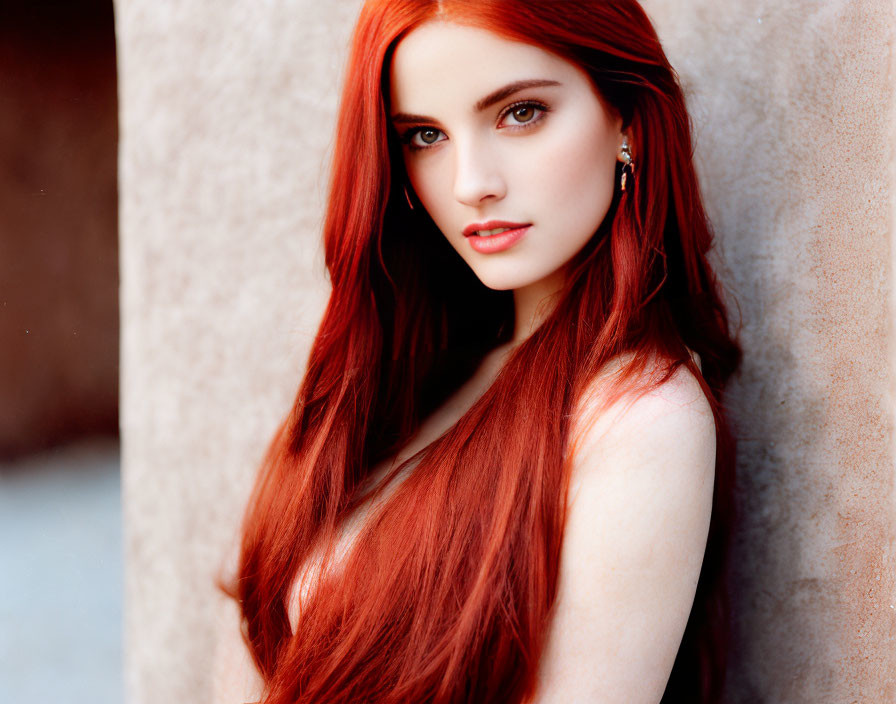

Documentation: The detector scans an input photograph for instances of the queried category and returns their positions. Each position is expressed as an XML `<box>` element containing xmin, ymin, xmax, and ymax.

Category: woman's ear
<box><xmin>616</xmin><ymin>131</ymin><xmax>633</xmax><ymax>164</ymax></box>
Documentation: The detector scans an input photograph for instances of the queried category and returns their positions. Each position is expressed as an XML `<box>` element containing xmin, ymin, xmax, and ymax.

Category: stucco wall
<box><xmin>117</xmin><ymin>1</ymin><xmax>895</xmax><ymax>701</ymax></box>
<box><xmin>642</xmin><ymin>3</ymin><xmax>896</xmax><ymax>700</ymax></box>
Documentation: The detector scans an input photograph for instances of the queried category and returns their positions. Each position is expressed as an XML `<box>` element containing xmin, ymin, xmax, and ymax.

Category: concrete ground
<box><xmin>0</xmin><ymin>439</ymin><xmax>122</xmax><ymax>703</ymax></box>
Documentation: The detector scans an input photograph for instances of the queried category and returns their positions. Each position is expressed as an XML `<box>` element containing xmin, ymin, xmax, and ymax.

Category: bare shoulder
<box><xmin>569</xmin><ymin>349</ymin><xmax>713</xmax><ymax>469</ymax></box>
<box><xmin>532</xmin><ymin>354</ymin><xmax>716</xmax><ymax>703</ymax></box>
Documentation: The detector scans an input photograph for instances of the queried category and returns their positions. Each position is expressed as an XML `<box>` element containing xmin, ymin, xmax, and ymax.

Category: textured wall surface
<box><xmin>117</xmin><ymin>1</ymin><xmax>895</xmax><ymax>702</ymax></box>
<box><xmin>117</xmin><ymin>2</ymin><xmax>362</xmax><ymax>700</ymax></box>
<box><xmin>641</xmin><ymin>2</ymin><xmax>896</xmax><ymax>700</ymax></box>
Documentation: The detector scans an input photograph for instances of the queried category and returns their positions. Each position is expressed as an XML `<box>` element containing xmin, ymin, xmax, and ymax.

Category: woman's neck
<box><xmin>511</xmin><ymin>268</ymin><xmax>566</xmax><ymax>345</ymax></box>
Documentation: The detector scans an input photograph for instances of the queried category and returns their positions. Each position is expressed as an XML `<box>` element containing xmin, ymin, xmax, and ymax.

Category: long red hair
<box><xmin>229</xmin><ymin>1</ymin><xmax>742</xmax><ymax>702</ymax></box>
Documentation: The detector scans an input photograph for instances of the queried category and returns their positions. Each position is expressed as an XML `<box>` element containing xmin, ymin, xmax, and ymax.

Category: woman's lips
<box><xmin>464</xmin><ymin>221</ymin><xmax>532</xmax><ymax>254</ymax></box>
<box><xmin>467</xmin><ymin>225</ymin><xmax>531</xmax><ymax>254</ymax></box>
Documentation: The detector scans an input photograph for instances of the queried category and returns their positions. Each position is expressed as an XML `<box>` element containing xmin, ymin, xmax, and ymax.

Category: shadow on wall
<box><xmin>0</xmin><ymin>0</ymin><xmax>119</xmax><ymax>460</ymax></box>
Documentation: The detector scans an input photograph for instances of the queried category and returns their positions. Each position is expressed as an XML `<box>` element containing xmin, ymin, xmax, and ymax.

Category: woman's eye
<box><xmin>401</xmin><ymin>102</ymin><xmax>548</xmax><ymax>150</ymax></box>
<box><xmin>499</xmin><ymin>102</ymin><xmax>547</xmax><ymax>128</ymax></box>
<box><xmin>405</xmin><ymin>127</ymin><xmax>446</xmax><ymax>149</ymax></box>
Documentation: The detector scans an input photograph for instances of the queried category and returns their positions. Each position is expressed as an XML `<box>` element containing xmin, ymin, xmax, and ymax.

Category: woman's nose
<box><xmin>452</xmin><ymin>138</ymin><xmax>506</xmax><ymax>206</ymax></box>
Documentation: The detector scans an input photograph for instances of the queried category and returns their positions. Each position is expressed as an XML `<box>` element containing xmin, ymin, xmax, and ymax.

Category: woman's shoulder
<box><xmin>569</xmin><ymin>348</ymin><xmax>713</xmax><ymax>474</ymax></box>
<box><xmin>564</xmin><ymin>348</ymin><xmax>716</xmax><ymax>545</ymax></box>
<box><xmin>533</xmin><ymin>353</ymin><xmax>715</xmax><ymax>700</ymax></box>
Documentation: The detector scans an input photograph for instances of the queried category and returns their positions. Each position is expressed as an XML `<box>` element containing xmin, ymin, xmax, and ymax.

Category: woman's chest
<box><xmin>286</xmin><ymin>348</ymin><xmax>511</xmax><ymax>630</ymax></box>
<box><xmin>285</xmin><ymin>460</ymin><xmax>398</xmax><ymax>628</ymax></box>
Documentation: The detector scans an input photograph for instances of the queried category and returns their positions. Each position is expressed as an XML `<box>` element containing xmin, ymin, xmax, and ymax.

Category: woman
<box><xmin>223</xmin><ymin>1</ymin><xmax>742</xmax><ymax>702</ymax></box>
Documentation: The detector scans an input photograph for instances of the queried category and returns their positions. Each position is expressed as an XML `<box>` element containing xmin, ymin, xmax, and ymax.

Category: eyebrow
<box><xmin>390</xmin><ymin>78</ymin><xmax>562</xmax><ymax>125</ymax></box>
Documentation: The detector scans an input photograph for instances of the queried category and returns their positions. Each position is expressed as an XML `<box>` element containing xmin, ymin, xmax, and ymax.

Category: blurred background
<box><xmin>0</xmin><ymin>0</ymin><xmax>122</xmax><ymax>701</ymax></box>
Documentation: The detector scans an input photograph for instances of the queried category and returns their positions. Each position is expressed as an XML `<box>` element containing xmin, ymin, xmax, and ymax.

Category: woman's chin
<box><xmin>465</xmin><ymin>265</ymin><xmax>537</xmax><ymax>292</ymax></box>
<box><xmin>470</xmin><ymin>266</ymin><xmax>562</xmax><ymax>295</ymax></box>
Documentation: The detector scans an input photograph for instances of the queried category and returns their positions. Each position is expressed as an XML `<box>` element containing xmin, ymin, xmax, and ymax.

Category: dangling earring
<box><xmin>620</xmin><ymin>139</ymin><xmax>634</xmax><ymax>192</ymax></box>
<box><xmin>404</xmin><ymin>184</ymin><xmax>415</xmax><ymax>210</ymax></box>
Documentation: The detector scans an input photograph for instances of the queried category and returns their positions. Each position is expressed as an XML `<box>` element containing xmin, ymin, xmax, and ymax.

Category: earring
<box><xmin>404</xmin><ymin>184</ymin><xmax>415</xmax><ymax>210</ymax></box>
<box><xmin>620</xmin><ymin>139</ymin><xmax>634</xmax><ymax>192</ymax></box>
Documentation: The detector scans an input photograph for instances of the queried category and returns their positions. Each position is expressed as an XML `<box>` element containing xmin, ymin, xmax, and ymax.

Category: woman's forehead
<box><xmin>388</xmin><ymin>20</ymin><xmax>581</xmax><ymax>115</ymax></box>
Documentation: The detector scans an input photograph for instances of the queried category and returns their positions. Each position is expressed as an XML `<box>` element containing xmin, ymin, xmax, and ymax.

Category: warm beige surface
<box><xmin>117</xmin><ymin>2</ymin><xmax>362</xmax><ymax>700</ymax></box>
<box><xmin>642</xmin><ymin>3</ymin><xmax>896</xmax><ymax>700</ymax></box>
<box><xmin>117</xmin><ymin>1</ymin><xmax>895</xmax><ymax>702</ymax></box>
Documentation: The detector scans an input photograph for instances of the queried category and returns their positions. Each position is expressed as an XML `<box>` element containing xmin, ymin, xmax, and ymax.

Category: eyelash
<box><xmin>399</xmin><ymin>100</ymin><xmax>551</xmax><ymax>152</ymax></box>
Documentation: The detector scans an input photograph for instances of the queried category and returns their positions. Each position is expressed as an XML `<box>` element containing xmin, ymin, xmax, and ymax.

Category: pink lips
<box><xmin>462</xmin><ymin>220</ymin><xmax>531</xmax><ymax>254</ymax></box>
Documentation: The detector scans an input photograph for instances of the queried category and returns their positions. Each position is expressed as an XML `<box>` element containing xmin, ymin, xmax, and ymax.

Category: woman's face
<box><xmin>389</xmin><ymin>20</ymin><xmax>626</xmax><ymax>293</ymax></box>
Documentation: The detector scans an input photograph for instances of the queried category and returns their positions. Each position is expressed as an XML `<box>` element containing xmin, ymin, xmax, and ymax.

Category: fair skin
<box><xmin>215</xmin><ymin>19</ymin><xmax>714</xmax><ymax>704</ymax></box>
<box><xmin>389</xmin><ymin>20</ymin><xmax>627</xmax><ymax>344</ymax></box>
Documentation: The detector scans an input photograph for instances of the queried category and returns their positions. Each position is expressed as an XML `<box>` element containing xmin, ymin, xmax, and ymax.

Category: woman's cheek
<box><xmin>412</xmin><ymin>164</ymin><xmax>456</xmax><ymax>234</ymax></box>
<box><xmin>544</xmin><ymin>121</ymin><xmax>613</xmax><ymax>194</ymax></box>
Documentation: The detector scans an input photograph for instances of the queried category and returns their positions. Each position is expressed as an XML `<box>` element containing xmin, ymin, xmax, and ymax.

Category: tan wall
<box><xmin>644</xmin><ymin>4</ymin><xmax>896</xmax><ymax>700</ymax></box>
<box><xmin>117</xmin><ymin>1</ymin><xmax>896</xmax><ymax>701</ymax></box>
